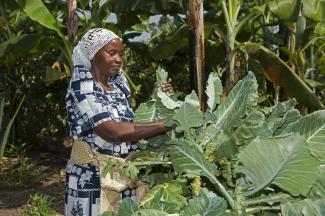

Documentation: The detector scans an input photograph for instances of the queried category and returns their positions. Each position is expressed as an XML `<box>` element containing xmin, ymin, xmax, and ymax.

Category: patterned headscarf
<box><xmin>72</xmin><ymin>28</ymin><xmax>121</xmax><ymax>70</ymax></box>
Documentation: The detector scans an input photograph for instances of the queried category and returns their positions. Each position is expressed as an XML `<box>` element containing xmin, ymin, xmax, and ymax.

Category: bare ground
<box><xmin>0</xmin><ymin>151</ymin><xmax>68</xmax><ymax>216</ymax></box>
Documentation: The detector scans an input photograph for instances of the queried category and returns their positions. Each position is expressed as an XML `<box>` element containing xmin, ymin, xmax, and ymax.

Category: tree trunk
<box><xmin>188</xmin><ymin>0</ymin><xmax>207</xmax><ymax>112</ymax></box>
<box><xmin>67</xmin><ymin>0</ymin><xmax>78</xmax><ymax>47</ymax></box>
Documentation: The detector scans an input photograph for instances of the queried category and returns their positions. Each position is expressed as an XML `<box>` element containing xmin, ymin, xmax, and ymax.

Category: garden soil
<box><xmin>0</xmin><ymin>150</ymin><xmax>68</xmax><ymax>216</ymax></box>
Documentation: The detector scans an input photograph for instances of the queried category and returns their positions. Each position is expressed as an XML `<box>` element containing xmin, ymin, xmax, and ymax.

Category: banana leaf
<box><xmin>303</xmin><ymin>0</ymin><xmax>325</xmax><ymax>21</ymax></box>
<box><xmin>268</xmin><ymin>0</ymin><xmax>301</xmax><ymax>22</ymax></box>
<box><xmin>16</xmin><ymin>0</ymin><xmax>63</xmax><ymax>38</ymax></box>
<box><xmin>244</xmin><ymin>42</ymin><xmax>324</xmax><ymax>110</ymax></box>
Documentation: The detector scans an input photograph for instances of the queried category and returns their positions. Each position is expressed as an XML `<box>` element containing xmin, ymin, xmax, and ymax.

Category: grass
<box><xmin>20</xmin><ymin>193</ymin><xmax>57</xmax><ymax>216</ymax></box>
<box><xmin>0</xmin><ymin>156</ymin><xmax>43</xmax><ymax>189</ymax></box>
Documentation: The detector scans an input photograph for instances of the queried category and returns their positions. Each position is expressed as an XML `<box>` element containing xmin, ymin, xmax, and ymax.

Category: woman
<box><xmin>65</xmin><ymin>28</ymin><xmax>173</xmax><ymax>215</ymax></box>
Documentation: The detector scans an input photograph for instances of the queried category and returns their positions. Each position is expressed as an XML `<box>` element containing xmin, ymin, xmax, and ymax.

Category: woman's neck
<box><xmin>90</xmin><ymin>64</ymin><xmax>112</xmax><ymax>91</ymax></box>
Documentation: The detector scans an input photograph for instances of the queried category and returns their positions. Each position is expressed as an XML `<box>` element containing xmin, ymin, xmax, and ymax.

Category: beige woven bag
<box><xmin>69</xmin><ymin>140</ymin><xmax>148</xmax><ymax>212</ymax></box>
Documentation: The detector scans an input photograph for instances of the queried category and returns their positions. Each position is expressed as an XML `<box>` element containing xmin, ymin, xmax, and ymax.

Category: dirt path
<box><xmin>0</xmin><ymin>152</ymin><xmax>68</xmax><ymax>216</ymax></box>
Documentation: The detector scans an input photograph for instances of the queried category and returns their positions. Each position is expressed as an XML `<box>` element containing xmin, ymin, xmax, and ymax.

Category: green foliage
<box><xmin>236</xmin><ymin>135</ymin><xmax>319</xmax><ymax>196</ymax></box>
<box><xmin>0</xmin><ymin>95</ymin><xmax>25</xmax><ymax>159</ymax></box>
<box><xmin>0</xmin><ymin>157</ymin><xmax>43</xmax><ymax>189</ymax></box>
<box><xmin>20</xmin><ymin>193</ymin><xmax>57</xmax><ymax>216</ymax></box>
<box><xmin>205</xmin><ymin>72</ymin><xmax>222</xmax><ymax>112</ymax></box>
<box><xmin>172</xmin><ymin>91</ymin><xmax>204</xmax><ymax>133</ymax></box>
<box><xmin>140</xmin><ymin>182</ymin><xmax>187</xmax><ymax>213</ymax></box>
<box><xmin>209</xmin><ymin>71</ymin><xmax>258</xmax><ymax>130</ymax></box>
<box><xmin>117</xmin><ymin>70</ymin><xmax>325</xmax><ymax>215</ymax></box>
<box><xmin>283</xmin><ymin>110</ymin><xmax>325</xmax><ymax>161</ymax></box>
<box><xmin>180</xmin><ymin>188</ymin><xmax>227</xmax><ymax>216</ymax></box>
<box><xmin>244</xmin><ymin>42</ymin><xmax>324</xmax><ymax>110</ymax></box>
<box><xmin>1</xmin><ymin>1</ymin><xmax>325</xmax><ymax>214</ymax></box>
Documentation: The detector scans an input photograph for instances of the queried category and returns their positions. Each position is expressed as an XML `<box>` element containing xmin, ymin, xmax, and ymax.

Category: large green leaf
<box><xmin>281</xmin><ymin>198</ymin><xmax>325</xmax><ymax>216</ymax></box>
<box><xmin>16</xmin><ymin>0</ymin><xmax>63</xmax><ymax>38</ymax></box>
<box><xmin>236</xmin><ymin>134</ymin><xmax>319</xmax><ymax>196</ymax></box>
<box><xmin>118</xmin><ymin>198</ymin><xmax>138</xmax><ymax>216</ymax></box>
<box><xmin>157</xmin><ymin>89</ymin><xmax>182</xmax><ymax>110</ymax></box>
<box><xmin>303</xmin><ymin>0</ymin><xmax>325</xmax><ymax>21</ymax></box>
<box><xmin>169</xmin><ymin>140</ymin><xmax>218</xmax><ymax>181</ymax></box>
<box><xmin>244</xmin><ymin>42</ymin><xmax>324</xmax><ymax>110</ymax></box>
<box><xmin>268</xmin><ymin>0</ymin><xmax>301</xmax><ymax>22</ymax></box>
<box><xmin>173</xmin><ymin>91</ymin><xmax>205</xmax><ymax>133</ymax></box>
<box><xmin>210</xmin><ymin>71</ymin><xmax>258</xmax><ymax>130</ymax></box>
<box><xmin>205</xmin><ymin>72</ymin><xmax>222</xmax><ymax>112</ymax></box>
<box><xmin>140</xmin><ymin>182</ymin><xmax>187</xmax><ymax>213</ymax></box>
<box><xmin>180</xmin><ymin>188</ymin><xmax>227</xmax><ymax>216</ymax></box>
<box><xmin>168</xmin><ymin>140</ymin><xmax>235</xmax><ymax>209</ymax></box>
<box><xmin>308</xmin><ymin>166</ymin><xmax>325</xmax><ymax>198</ymax></box>
<box><xmin>134</xmin><ymin>101</ymin><xmax>158</xmax><ymax>122</ymax></box>
<box><xmin>283</xmin><ymin>110</ymin><xmax>325</xmax><ymax>161</ymax></box>
<box><xmin>255</xmin><ymin>99</ymin><xmax>299</xmax><ymax>136</ymax></box>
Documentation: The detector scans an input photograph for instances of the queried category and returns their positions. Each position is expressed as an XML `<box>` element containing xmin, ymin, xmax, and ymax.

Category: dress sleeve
<box><xmin>66</xmin><ymin>75</ymin><xmax>112</xmax><ymax>135</ymax></box>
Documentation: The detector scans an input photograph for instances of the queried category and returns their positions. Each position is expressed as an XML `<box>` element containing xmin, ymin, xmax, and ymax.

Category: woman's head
<box><xmin>72</xmin><ymin>28</ymin><xmax>123</xmax><ymax>76</ymax></box>
<box><xmin>91</xmin><ymin>38</ymin><xmax>123</xmax><ymax>78</ymax></box>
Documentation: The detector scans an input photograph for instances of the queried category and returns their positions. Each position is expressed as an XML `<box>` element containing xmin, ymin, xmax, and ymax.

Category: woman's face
<box><xmin>91</xmin><ymin>38</ymin><xmax>124</xmax><ymax>77</ymax></box>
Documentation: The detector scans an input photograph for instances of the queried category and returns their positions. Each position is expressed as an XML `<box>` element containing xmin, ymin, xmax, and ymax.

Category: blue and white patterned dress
<box><xmin>64</xmin><ymin>65</ymin><xmax>138</xmax><ymax>216</ymax></box>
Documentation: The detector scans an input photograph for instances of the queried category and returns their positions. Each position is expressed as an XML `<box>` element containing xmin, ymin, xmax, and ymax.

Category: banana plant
<box><xmin>220</xmin><ymin>0</ymin><xmax>261</xmax><ymax>92</ymax></box>
<box><xmin>16</xmin><ymin>0</ymin><xmax>72</xmax><ymax>69</ymax></box>
<box><xmin>244</xmin><ymin>0</ymin><xmax>325</xmax><ymax>110</ymax></box>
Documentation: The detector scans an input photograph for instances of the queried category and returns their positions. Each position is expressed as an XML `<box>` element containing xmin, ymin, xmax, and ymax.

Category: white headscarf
<box><xmin>72</xmin><ymin>28</ymin><xmax>121</xmax><ymax>70</ymax></box>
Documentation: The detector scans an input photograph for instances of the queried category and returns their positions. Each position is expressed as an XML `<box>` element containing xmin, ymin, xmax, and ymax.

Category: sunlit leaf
<box><xmin>140</xmin><ymin>182</ymin><xmax>187</xmax><ymax>213</ymax></box>
<box><xmin>303</xmin><ymin>0</ymin><xmax>325</xmax><ymax>21</ymax></box>
<box><xmin>236</xmin><ymin>134</ymin><xmax>319</xmax><ymax>196</ymax></box>
<box><xmin>268</xmin><ymin>0</ymin><xmax>301</xmax><ymax>22</ymax></box>
<box><xmin>283</xmin><ymin>110</ymin><xmax>325</xmax><ymax>161</ymax></box>
<box><xmin>173</xmin><ymin>91</ymin><xmax>205</xmax><ymax>133</ymax></box>
<box><xmin>281</xmin><ymin>198</ymin><xmax>325</xmax><ymax>216</ymax></box>
<box><xmin>206</xmin><ymin>72</ymin><xmax>222</xmax><ymax>112</ymax></box>
<box><xmin>210</xmin><ymin>71</ymin><xmax>258</xmax><ymax>130</ymax></box>
<box><xmin>134</xmin><ymin>101</ymin><xmax>158</xmax><ymax>122</ymax></box>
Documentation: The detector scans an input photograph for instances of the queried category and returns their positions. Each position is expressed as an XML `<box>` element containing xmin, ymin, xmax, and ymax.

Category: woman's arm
<box><xmin>94</xmin><ymin>120</ymin><xmax>173</xmax><ymax>143</ymax></box>
<box><xmin>95</xmin><ymin>82</ymin><xmax>175</xmax><ymax>143</ymax></box>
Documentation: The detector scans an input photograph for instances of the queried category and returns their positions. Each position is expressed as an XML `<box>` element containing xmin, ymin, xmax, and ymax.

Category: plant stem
<box><xmin>132</xmin><ymin>161</ymin><xmax>172</xmax><ymax>166</ymax></box>
<box><xmin>245</xmin><ymin>193</ymin><xmax>291</xmax><ymax>206</ymax></box>
<box><xmin>246</xmin><ymin>206</ymin><xmax>281</xmax><ymax>213</ymax></box>
<box><xmin>210</xmin><ymin>174</ymin><xmax>235</xmax><ymax>209</ymax></box>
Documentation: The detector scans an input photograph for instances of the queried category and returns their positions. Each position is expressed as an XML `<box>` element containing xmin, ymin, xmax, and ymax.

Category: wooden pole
<box><xmin>67</xmin><ymin>0</ymin><xmax>78</xmax><ymax>47</ymax></box>
<box><xmin>188</xmin><ymin>0</ymin><xmax>207</xmax><ymax>112</ymax></box>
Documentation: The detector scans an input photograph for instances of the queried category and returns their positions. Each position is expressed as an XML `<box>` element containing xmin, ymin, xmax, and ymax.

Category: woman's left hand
<box><xmin>162</xmin><ymin>81</ymin><xmax>174</xmax><ymax>94</ymax></box>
